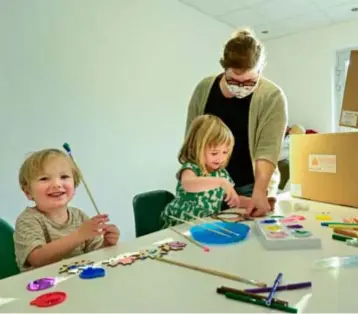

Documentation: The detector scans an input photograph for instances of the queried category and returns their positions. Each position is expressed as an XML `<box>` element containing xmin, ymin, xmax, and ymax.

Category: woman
<box><xmin>184</xmin><ymin>28</ymin><xmax>288</xmax><ymax>217</ymax></box>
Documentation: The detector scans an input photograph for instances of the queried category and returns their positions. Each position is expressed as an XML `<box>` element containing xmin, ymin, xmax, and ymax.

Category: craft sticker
<box><xmin>341</xmin><ymin>110</ymin><xmax>358</xmax><ymax>127</ymax></box>
<box><xmin>308</xmin><ymin>154</ymin><xmax>336</xmax><ymax>173</ymax></box>
<box><xmin>168</xmin><ymin>241</ymin><xmax>187</xmax><ymax>251</ymax></box>
<box><xmin>59</xmin><ymin>260</ymin><xmax>94</xmax><ymax>274</ymax></box>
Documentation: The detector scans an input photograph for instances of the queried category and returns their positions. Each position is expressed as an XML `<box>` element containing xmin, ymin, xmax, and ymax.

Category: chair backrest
<box><xmin>133</xmin><ymin>190</ymin><xmax>174</xmax><ymax>237</ymax></box>
<box><xmin>0</xmin><ymin>219</ymin><xmax>20</xmax><ymax>279</ymax></box>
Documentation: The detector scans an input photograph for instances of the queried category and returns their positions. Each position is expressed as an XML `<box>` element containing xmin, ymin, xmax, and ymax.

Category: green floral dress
<box><xmin>160</xmin><ymin>162</ymin><xmax>234</xmax><ymax>228</ymax></box>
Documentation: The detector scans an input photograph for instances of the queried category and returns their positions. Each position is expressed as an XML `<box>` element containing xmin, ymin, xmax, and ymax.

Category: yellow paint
<box><xmin>316</xmin><ymin>214</ymin><xmax>332</xmax><ymax>221</ymax></box>
<box><xmin>266</xmin><ymin>225</ymin><xmax>281</xmax><ymax>231</ymax></box>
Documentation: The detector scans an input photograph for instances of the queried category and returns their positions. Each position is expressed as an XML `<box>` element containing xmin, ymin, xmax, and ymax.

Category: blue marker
<box><xmin>266</xmin><ymin>272</ymin><xmax>283</xmax><ymax>306</ymax></box>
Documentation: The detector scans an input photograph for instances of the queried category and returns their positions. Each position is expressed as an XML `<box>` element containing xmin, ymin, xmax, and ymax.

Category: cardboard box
<box><xmin>290</xmin><ymin>132</ymin><xmax>358</xmax><ymax>208</ymax></box>
<box><xmin>339</xmin><ymin>50</ymin><xmax>358</xmax><ymax>128</ymax></box>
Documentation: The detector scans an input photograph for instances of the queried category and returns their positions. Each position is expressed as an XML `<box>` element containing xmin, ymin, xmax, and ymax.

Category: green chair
<box><xmin>133</xmin><ymin>190</ymin><xmax>175</xmax><ymax>237</ymax></box>
<box><xmin>0</xmin><ymin>218</ymin><xmax>20</xmax><ymax>279</ymax></box>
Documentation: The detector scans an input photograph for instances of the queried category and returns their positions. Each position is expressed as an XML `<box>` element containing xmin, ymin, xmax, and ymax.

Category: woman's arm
<box><xmin>254</xmin><ymin>89</ymin><xmax>288</xmax><ymax>195</ymax></box>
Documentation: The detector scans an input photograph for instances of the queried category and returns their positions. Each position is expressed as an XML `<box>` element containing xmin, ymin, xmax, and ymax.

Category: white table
<box><xmin>1</xmin><ymin>192</ymin><xmax>358</xmax><ymax>313</ymax></box>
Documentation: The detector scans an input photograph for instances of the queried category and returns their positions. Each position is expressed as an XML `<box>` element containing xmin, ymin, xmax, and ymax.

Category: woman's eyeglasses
<box><xmin>225</xmin><ymin>75</ymin><xmax>257</xmax><ymax>87</ymax></box>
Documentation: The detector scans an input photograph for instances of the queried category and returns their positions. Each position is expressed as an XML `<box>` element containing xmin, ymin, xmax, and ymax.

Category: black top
<box><xmin>204</xmin><ymin>74</ymin><xmax>254</xmax><ymax>188</ymax></box>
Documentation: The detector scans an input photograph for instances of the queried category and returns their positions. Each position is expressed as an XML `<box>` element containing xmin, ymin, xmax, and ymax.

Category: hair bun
<box><xmin>232</xmin><ymin>28</ymin><xmax>256</xmax><ymax>39</ymax></box>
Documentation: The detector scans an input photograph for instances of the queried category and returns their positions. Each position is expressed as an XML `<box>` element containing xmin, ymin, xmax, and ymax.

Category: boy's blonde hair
<box><xmin>179</xmin><ymin>115</ymin><xmax>235</xmax><ymax>174</ymax></box>
<box><xmin>19</xmin><ymin>148</ymin><xmax>81</xmax><ymax>192</ymax></box>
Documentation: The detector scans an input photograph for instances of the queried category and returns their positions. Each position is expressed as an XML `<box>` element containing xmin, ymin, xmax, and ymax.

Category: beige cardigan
<box><xmin>185</xmin><ymin>75</ymin><xmax>288</xmax><ymax>196</ymax></box>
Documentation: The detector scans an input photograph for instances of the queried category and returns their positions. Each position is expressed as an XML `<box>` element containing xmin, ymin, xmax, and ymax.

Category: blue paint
<box><xmin>190</xmin><ymin>222</ymin><xmax>250</xmax><ymax>245</ymax></box>
<box><xmin>260</xmin><ymin>219</ymin><xmax>277</xmax><ymax>224</ymax></box>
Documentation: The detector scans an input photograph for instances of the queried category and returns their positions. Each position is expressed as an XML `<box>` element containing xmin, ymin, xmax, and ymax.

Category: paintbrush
<box><xmin>155</xmin><ymin>256</ymin><xmax>267</xmax><ymax>287</ymax></box>
<box><xmin>63</xmin><ymin>142</ymin><xmax>101</xmax><ymax>215</ymax></box>
<box><xmin>167</xmin><ymin>215</ymin><xmax>231</xmax><ymax>237</ymax></box>
<box><xmin>184</xmin><ymin>212</ymin><xmax>241</xmax><ymax>237</ymax></box>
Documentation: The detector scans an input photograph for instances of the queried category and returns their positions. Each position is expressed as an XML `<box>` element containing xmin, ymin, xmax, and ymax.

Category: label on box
<box><xmin>308</xmin><ymin>154</ymin><xmax>336</xmax><ymax>173</ymax></box>
<box><xmin>341</xmin><ymin>110</ymin><xmax>358</xmax><ymax>127</ymax></box>
<box><xmin>291</xmin><ymin>184</ymin><xmax>302</xmax><ymax>197</ymax></box>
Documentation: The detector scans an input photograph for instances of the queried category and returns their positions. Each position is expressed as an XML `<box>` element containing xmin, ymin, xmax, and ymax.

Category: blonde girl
<box><xmin>161</xmin><ymin>114</ymin><xmax>244</xmax><ymax>228</ymax></box>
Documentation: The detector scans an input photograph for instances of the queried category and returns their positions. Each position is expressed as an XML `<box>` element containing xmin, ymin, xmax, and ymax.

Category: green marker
<box><xmin>225</xmin><ymin>291</ymin><xmax>298</xmax><ymax>313</ymax></box>
<box><xmin>332</xmin><ymin>233</ymin><xmax>353</xmax><ymax>242</ymax></box>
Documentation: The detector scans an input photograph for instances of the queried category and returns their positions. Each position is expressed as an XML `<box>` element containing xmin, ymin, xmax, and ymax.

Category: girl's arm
<box><xmin>181</xmin><ymin>169</ymin><xmax>226</xmax><ymax>192</ymax></box>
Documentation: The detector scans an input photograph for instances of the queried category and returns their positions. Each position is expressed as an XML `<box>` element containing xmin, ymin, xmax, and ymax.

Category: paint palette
<box><xmin>255</xmin><ymin>217</ymin><xmax>322</xmax><ymax>250</ymax></box>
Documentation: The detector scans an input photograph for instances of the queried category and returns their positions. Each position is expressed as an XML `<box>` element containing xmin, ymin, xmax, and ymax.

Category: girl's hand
<box><xmin>220</xmin><ymin>179</ymin><xmax>240</xmax><ymax>208</ymax></box>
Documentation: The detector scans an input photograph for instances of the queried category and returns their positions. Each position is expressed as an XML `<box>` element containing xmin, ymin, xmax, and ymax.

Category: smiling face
<box><xmin>25</xmin><ymin>156</ymin><xmax>76</xmax><ymax>213</ymax></box>
<box><xmin>205</xmin><ymin>144</ymin><xmax>230</xmax><ymax>172</ymax></box>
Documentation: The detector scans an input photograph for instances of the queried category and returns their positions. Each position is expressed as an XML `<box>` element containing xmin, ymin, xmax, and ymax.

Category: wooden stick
<box><xmin>168</xmin><ymin>215</ymin><xmax>231</xmax><ymax>238</ymax></box>
<box><xmin>69</xmin><ymin>155</ymin><xmax>101</xmax><ymax>215</ymax></box>
<box><xmin>184</xmin><ymin>212</ymin><xmax>241</xmax><ymax>237</ymax></box>
<box><xmin>169</xmin><ymin>227</ymin><xmax>210</xmax><ymax>251</ymax></box>
<box><xmin>155</xmin><ymin>256</ymin><xmax>267</xmax><ymax>287</ymax></box>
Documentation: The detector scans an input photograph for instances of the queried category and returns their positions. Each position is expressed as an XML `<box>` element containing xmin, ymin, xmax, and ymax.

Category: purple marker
<box><xmin>245</xmin><ymin>281</ymin><xmax>312</xmax><ymax>294</ymax></box>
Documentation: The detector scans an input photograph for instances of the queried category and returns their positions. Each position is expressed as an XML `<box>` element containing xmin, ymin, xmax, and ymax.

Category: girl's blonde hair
<box><xmin>19</xmin><ymin>148</ymin><xmax>81</xmax><ymax>192</ymax></box>
<box><xmin>179</xmin><ymin>114</ymin><xmax>234</xmax><ymax>174</ymax></box>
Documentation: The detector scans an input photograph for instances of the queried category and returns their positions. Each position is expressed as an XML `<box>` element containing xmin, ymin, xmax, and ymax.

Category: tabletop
<box><xmin>1</xmin><ymin>192</ymin><xmax>358</xmax><ymax>313</ymax></box>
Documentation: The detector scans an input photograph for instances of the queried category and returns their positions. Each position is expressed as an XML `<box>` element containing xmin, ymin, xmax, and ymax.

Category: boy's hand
<box><xmin>103</xmin><ymin>224</ymin><xmax>120</xmax><ymax>246</ymax></box>
<box><xmin>77</xmin><ymin>214</ymin><xmax>109</xmax><ymax>241</ymax></box>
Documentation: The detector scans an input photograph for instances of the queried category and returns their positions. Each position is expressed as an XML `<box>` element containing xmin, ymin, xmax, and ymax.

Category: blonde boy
<box><xmin>14</xmin><ymin>149</ymin><xmax>119</xmax><ymax>272</ymax></box>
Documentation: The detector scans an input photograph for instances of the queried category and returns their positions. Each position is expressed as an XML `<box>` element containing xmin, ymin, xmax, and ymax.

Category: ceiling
<box><xmin>178</xmin><ymin>0</ymin><xmax>358</xmax><ymax>40</ymax></box>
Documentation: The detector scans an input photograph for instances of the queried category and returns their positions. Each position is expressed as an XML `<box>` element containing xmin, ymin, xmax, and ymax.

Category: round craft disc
<box><xmin>27</xmin><ymin>277</ymin><xmax>56</xmax><ymax>291</ymax></box>
<box><xmin>79</xmin><ymin>267</ymin><xmax>106</xmax><ymax>279</ymax></box>
<box><xmin>30</xmin><ymin>291</ymin><xmax>66</xmax><ymax>307</ymax></box>
<box><xmin>190</xmin><ymin>221</ymin><xmax>250</xmax><ymax>245</ymax></box>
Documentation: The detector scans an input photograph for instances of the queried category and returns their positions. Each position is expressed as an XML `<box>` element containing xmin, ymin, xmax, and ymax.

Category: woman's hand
<box><xmin>246</xmin><ymin>190</ymin><xmax>271</xmax><ymax>217</ymax></box>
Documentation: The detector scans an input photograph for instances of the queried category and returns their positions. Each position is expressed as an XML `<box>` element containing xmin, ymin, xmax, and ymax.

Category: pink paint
<box><xmin>268</xmin><ymin>231</ymin><xmax>288</xmax><ymax>238</ymax></box>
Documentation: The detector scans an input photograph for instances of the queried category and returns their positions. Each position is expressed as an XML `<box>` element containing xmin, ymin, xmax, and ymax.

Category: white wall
<box><xmin>0</xmin><ymin>0</ymin><xmax>232</xmax><ymax>240</ymax></box>
<box><xmin>263</xmin><ymin>19</ymin><xmax>358</xmax><ymax>133</ymax></box>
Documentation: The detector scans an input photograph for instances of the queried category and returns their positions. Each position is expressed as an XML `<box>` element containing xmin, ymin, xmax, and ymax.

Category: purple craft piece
<box><xmin>27</xmin><ymin>277</ymin><xmax>56</xmax><ymax>291</ymax></box>
<box><xmin>168</xmin><ymin>241</ymin><xmax>187</xmax><ymax>251</ymax></box>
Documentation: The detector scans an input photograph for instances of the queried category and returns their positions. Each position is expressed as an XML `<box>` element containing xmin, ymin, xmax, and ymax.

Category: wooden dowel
<box><xmin>69</xmin><ymin>155</ymin><xmax>101</xmax><ymax>215</ymax></box>
<box><xmin>155</xmin><ymin>256</ymin><xmax>267</xmax><ymax>287</ymax></box>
